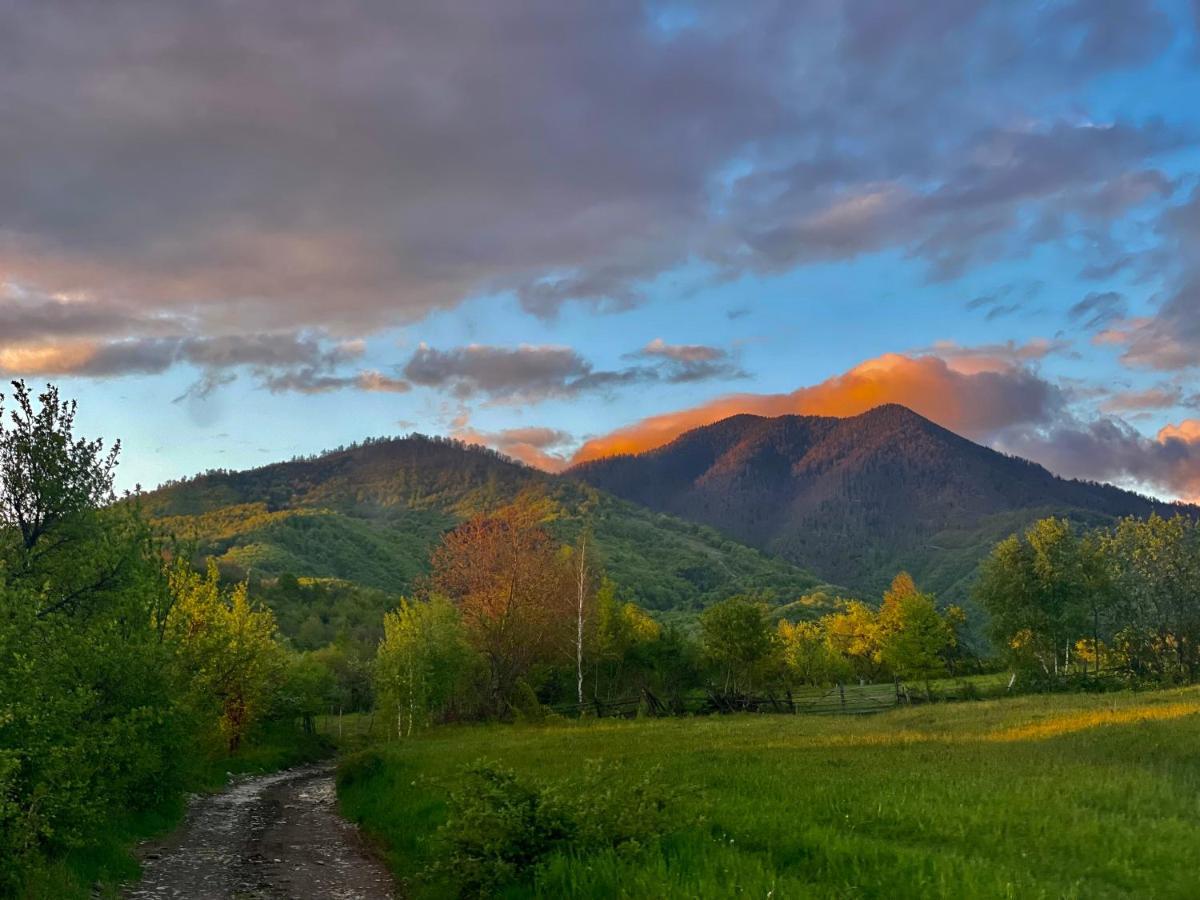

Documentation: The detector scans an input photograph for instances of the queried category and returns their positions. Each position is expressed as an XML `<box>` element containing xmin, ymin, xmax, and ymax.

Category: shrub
<box><xmin>427</xmin><ymin>758</ymin><xmax>687</xmax><ymax>895</ymax></box>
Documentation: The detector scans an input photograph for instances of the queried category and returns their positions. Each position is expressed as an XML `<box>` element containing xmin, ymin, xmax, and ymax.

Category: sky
<box><xmin>2</xmin><ymin>0</ymin><xmax>1200</xmax><ymax>501</ymax></box>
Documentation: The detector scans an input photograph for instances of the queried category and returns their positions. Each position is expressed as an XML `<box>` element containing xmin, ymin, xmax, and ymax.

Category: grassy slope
<box><xmin>144</xmin><ymin>438</ymin><xmax>828</xmax><ymax>616</ymax></box>
<box><xmin>338</xmin><ymin>688</ymin><xmax>1200</xmax><ymax>898</ymax></box>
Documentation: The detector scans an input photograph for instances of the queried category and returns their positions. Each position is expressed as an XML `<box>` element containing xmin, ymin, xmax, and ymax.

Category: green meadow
<box><xmin>338</xmin><ymin>688</ymin><xmax>1200</xmax><ymax>899</ymax></box>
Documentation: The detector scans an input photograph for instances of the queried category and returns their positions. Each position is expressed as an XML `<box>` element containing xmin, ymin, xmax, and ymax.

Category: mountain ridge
<box><xmin>142</xmin><ymin>433</ymin><xmax>828</xmax><ymax>614</ymax></box>
<box><xmin>567</xmin><ymin>404</ymin><xmax>1192</xmax><ymax>599</ymax></box>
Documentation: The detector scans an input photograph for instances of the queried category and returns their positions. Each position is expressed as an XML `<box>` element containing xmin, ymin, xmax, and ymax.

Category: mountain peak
<box><xmin>570</xmin><ymin>409</ymin><xmax>1182</xmax><ymax>598</ymax></box>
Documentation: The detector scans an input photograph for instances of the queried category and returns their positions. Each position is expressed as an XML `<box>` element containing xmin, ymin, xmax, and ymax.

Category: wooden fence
<box><xmin>550</xmin><ymin>680</ymin><xmax>912</xmax><ymax>720</ymax></box>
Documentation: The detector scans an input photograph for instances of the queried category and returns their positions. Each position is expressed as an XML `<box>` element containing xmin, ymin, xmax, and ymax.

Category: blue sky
<box><xmin>2</xmin><ymin>1</ymin><xmax>1199</xmax><ymax>500</ymax></box>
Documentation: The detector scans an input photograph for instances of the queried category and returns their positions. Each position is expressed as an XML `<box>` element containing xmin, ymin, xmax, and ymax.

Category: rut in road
<box><xmin>125</xmin><ymin>763</ymin><xmax>394</xmax><ymax>900</ymax></box>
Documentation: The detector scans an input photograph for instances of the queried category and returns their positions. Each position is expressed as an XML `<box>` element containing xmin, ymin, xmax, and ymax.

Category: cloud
<box><xmin>626</xmin><ymin>338</ymin><xmax>748</xmax><ymax>383</ymax></box>
<box><xmin>1098</xmin><ymin>386</ymin><xmax>1194</xmax><ymax>414</ymax></box>
<box><xmin>572</xmin><ymin>351</ymin><xmax>1063</xmax><ymax>462</ymax></box>
<box><xmin>920</xmin><ymin>338</ymin><xmax>1072</xmax><ymax>375</ymax></box>
<box><xmin>636</xmin><ymin>338</ymin><xmax>724</xmax><ymax>363</ymax></box>
<box><xmin>403</xmin><ymin>344</ymin><xmax>599</xmax><ymax>402</ymax></box>
<box><xmin>1097</xmin><ymin>187</ymin><xmax>1200</xmax><ymax>370</ymax></box>
<box><xmin>0</xmin><ymin>1</ymin><xmax>1188</xmax><ymax>337</ymax></box>
<box><xmin>402</xmin><ymin>340</ymin><xmax>743</xmax><ymax>403</ymax></box>
<box><xmin>998</xmin><ymin>417</ymin><xmax>1200</xmax><ymax>502</ymax></box>
<box><xmin>260</xmin><ymin>369</ymin><xmax>410</xmax><ymax>396</ymax></box>
<box><xmin>0</xmin><ymin>330</ymin><xmax>409</xmax><ymax>399</ymax></box>
<box><xmin>453</xmin><ymin>426</ymin><xmax>574</xmax><ymax>472</ymax></box>
<box><xmin>1069</xmin><ymin>291</ymin><xmax>1128</xmax><ymax>330</ymax></box>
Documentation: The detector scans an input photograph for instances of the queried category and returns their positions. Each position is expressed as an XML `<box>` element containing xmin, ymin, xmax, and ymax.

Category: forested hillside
<box><xmin>569</xmin><ymin>405</ymin><xmax>1191</xmax><ymax>601</ymax></box>
<box><xmin>142</xmin><ymin>435</ymin><xmax>827</xmax><ymax>630</ymax></box>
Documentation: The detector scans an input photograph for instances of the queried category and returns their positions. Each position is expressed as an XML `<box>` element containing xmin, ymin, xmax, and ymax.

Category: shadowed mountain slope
<box><xmin>567</xmin><ymin>404</ymin><xmax>1190</xmax><ymax>600</ymax></box>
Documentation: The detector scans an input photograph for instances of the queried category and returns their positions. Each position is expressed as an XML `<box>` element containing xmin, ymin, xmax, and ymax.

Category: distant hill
<box><xmin>142</xmin><ymin>435</ymin><xmax>826</xmax><ymax>619</ymax></box>
<box><xmin>567</xmin><ymin>405</ymin><xmax>1192</xmax><ymax>602</ymax></box>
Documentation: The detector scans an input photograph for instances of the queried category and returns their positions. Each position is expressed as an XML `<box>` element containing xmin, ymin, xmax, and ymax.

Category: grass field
<box><xmin>337</xmin><ymin>687</ymin><xmax>1200</xmax><ymax>898</ymax></box>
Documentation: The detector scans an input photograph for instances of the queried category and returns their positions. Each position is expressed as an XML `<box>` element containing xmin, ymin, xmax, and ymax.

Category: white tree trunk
<box><xmin>576</xmin><ymin>536</ymin><xmax>587</xmax><ymax>707</ymax></box>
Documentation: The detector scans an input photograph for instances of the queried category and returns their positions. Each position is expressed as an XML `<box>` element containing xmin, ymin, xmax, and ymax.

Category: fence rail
<box><xmin>550</xmin><ymin>681</ymin><xmax>914</xmax><ymax>720</ymax></box>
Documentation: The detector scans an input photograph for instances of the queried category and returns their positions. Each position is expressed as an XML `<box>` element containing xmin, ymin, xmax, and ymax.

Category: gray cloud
<box><xmin>1070</xmin><ymin>291</ymin><xmax>1127</xmax><ymax>330</ymax></box>
<box><xmin>403</xmin><ymin>344</ymin><xmax>597</xmax><ymax>401</ymax></box>
<box><xmin>998</xmin><ymin>416</ymin><xmax>1200</xmax><ymax>502</ymax></box>
<box><xmin>1098</xmin><ymin>187</ymin><xmax>1200</xmax><ymax>370</ymax></box>
<box><xmin>0</xmin><ymin>0</ymin><xmax>1190</xmax><ymax>335</ymax></box>
<box><xmin>260</xmin><ymin>369</ymin><xmax>410</xmax><ymax>396</ymax></box>
<box><xmin>626</xmin><ymin>338</ymin><xmax>748</xmax><ymax>383</ymax></box>
<box><xmin>0</xmin><ymin>329</ymin><xmax>413</xmax><ymax>400</ymax></box>
<box><xmin>403</xmin><ymin>339</ymin><xmax>745</xmax><ymax>403</ymax></box>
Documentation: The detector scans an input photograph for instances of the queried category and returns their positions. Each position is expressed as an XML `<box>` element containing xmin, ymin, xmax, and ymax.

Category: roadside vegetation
<box><xmin>0</xmin><ymin>384</ymin><xmax>331</xmax><ymax>898</ymax></box>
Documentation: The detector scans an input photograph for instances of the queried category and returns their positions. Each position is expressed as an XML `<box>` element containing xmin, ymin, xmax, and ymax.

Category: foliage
<box><xmin>164</xmin><ymin>560</ymin><xmax>285</xmax><ymax>753</ymax></box>
<box><xmin>430</xmin><ymin>495</ymin><xmax>576</xmax><ymax>715</ymax></box>
<box><xmin>699</xmin><ymin>596</ymin><xmax>776</xmax><ymax>692</ymax></box>
<box><xmin>976</xmin><ymin>514</ymin><xmax>1200</xmax><ymax>684</ymax></box>
<box><xmin>423</xmin><ymin>758</ymin><xmax>685</xmax><ymax>896</ymax></box>
<box><xmin>877</xmin><ymin>574</ymin><xmax>957</xmax><ymax>687</ymax></box>
<box><xmin>0</xmin><ymin>382</ymin><xmax>326</xmax><ymax>894</ymax></box>
<box><xmin>375</xmin><ymin>596</ymin><xmax>476</xmax><ymax>736</ymax></box>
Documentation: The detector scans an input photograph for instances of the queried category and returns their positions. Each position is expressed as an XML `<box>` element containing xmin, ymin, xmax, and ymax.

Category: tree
<box><xmin>777</xmin><ymin>619</ymin><xmax>845</xmax><ymax>686</ymax></box>
<box><xmin>823</xmin><ymin>599</ymin><xmax>883</xmax><ymax>682</ymax></box>
<box><xmin>1104</xmin><ymin>514</ymin><xmax>1200</xmax><ymax>680</ymax></box>
<box><xmin>571</xmin><ymin>531</ymin><xmax>595</xmax><ymax>707</ymax></box>
<box><xmin>0</xmin><ymin>383</ymin><xmax>189</xmax><ymax>885</ymax></box>
<box><xmin>878</xmin><ymin>587</ymin><xmax>955</xmax><ymax>695</ymax></box>
<box><xmin>165</xmin><ymin>560</ymin><xmax>284</xmax><ymax>753</ymax></box>
<box><xmin>0</xmin><ymin>381</ymin><xmax>119</xmax><ymax>554</ymax></box>
<box><xmin>699</xmin><ymin>596</ymin><xmax>776</xmax><ymax>693</ymax></box>
<box><xmin>375</xmin><ymin>596</ymin><xmax>475</xmax><ymax>736</ymax></box>
<box><xmin>430</xmin><ymin>494</ymin><xmax>574</xmax><ymax>716</ymax></box>
<box><xmin>975</xmin><ymin>518</ymin><xmax>1101</xmax><ymax>678</ymax></box>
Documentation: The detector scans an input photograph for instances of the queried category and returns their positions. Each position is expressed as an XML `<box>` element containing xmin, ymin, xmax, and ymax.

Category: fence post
<box><xmin>894</xmin><ymin>676</ymin><xmax>902</xmax><ymax>706</ymax></box>
<box><xmin>838</xmin><ymin>681</ymin><xmax>846</xmax><ymax>712</ymax></box>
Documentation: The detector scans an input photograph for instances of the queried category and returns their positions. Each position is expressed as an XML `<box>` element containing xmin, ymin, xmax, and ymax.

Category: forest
<box><xmin>3</xmin><ymin>382</ymin><xmax>1200</xmax><ymax>897</ymax></box>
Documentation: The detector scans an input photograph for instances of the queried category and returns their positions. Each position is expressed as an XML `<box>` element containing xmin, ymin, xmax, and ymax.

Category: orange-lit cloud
<box><xmin>572</xmin><ymin>352</ymin><xmax>1060</xmax><ymax>463</ymax></box>
<box><xmin>1156</xmin><ymin>420</ymin><xmax>1200</xmax><ymax>501</ymax></box>
<box><xmin>454</xmin><ymin>426</ymin><xmax>573</xmax><ymax>473</ymax></box>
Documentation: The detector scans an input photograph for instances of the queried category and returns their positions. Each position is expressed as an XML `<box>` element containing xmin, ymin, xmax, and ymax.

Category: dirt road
<box><xmin>125</xmin><ymin>764</ymin><xmax>394</xmax><ymax>900</ymax></box>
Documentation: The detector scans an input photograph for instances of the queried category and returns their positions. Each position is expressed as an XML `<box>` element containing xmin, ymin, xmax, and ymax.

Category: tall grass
<box><xmin>338</xmin><ymin>687</ymin><xmax>1200</xmax><ymax>898</ymax></box>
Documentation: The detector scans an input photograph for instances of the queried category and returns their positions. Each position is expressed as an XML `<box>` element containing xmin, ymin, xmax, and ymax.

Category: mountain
<box><xmin>567</xmin><ymin>404</ymin><xmax>1191</xmax><ymax>601</ymax></box>
<box><xmin>142</xmin><ymin>435</ymin><xmax>827</xmax><ymax>627</ymax></box>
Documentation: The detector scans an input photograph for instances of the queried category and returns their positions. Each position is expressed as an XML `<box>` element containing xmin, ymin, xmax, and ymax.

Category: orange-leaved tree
<box><xmin>430</xmin><ymin>493</ymin><xmax>574</xmax><ymax>716</ymax></box>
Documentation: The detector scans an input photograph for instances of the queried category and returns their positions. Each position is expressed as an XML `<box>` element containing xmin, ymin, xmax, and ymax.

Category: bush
<box><xmin>427</xmin><ymin>758</ymin><xmax>686</xmax><ymax>896</ymax></box>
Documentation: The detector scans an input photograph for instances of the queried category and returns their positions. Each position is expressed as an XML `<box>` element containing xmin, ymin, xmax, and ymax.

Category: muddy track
<box><xmin>125</xmin><ymin>764</ymin><xmax>394</xmax><ymax>900</ymax></box>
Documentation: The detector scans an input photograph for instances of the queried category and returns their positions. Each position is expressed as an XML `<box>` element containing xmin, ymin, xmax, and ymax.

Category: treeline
<box><xmin>372</xmin><ymin>497</ymin><xmax>969</xmax><ymax>733</ymax></box>
<box><xmin>975</xmin><ymin>514</ymin><xmax>1200</xmax><ymax>684</ymax></box>
<box><xmin>0</xmin><ymin>384</ymin><xmax>333</xmax><ymax>894</ymax></box>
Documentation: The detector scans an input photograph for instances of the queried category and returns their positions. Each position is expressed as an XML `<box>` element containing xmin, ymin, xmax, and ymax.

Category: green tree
<box><xmin>165</xmin><ymin>559</ymin><xmax>284</xmax><ymax>753</ymax></box>
<box><xmin>375</xmin><ymin>596</ymin><xmax>476</xmax><ymax>736</ymax></box>
<box><xmin>777</xmin><ymin>619</ymin><xmax>846</xmax><ymax>686</ymax></box>
<box><xmin>878</xmin><ymin>588</ymin><xmax>955</xmax><ymax>695</ymax></box>
<box><xmin>700</xmin><ymin>596</ymin><xmax>776</xmax><ymax>693</ymax></box>
<box><xmin>0</xmin><ymin>382</ymin><xmax>187</xmax><ymax>887</ymax></box>
<box><xmin>975</xmin><ymin>518</ymin><xmax>1102</xmax><ymax>678</ymax></box>
<box><xmin>1103</xmin><ymin>514</ymin><xmax>1200</xmax><ymax>680</ymax></box>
